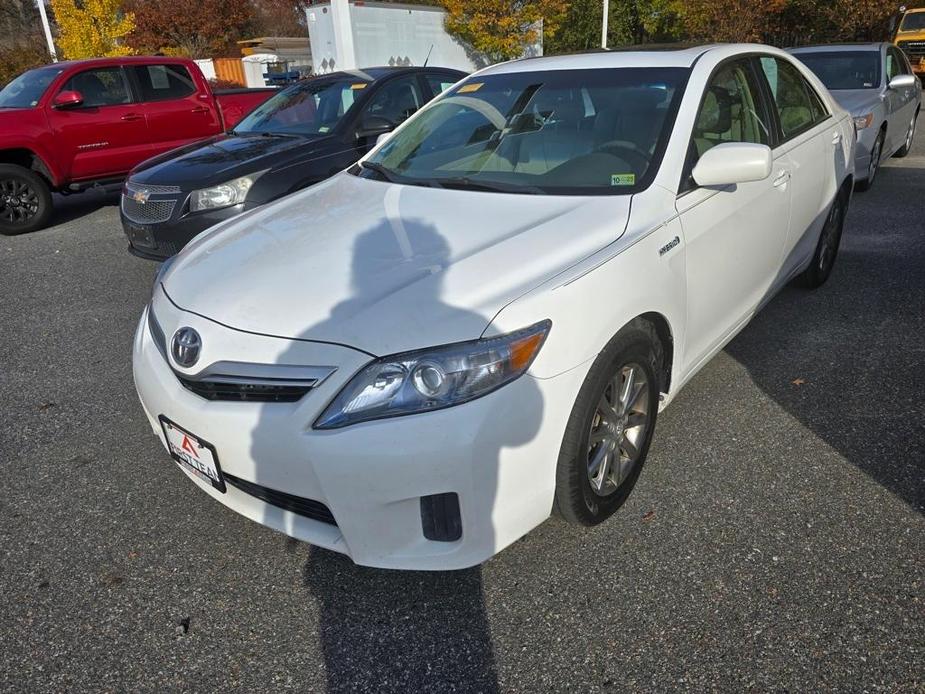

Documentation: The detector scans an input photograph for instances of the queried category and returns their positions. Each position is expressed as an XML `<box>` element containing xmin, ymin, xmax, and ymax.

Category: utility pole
<box><xmin>36</xmin><ymin>0</ymin><xmax>57</xmax><ymax>62</ymax></box>
<box><xmin>601</xmin><ymin>0</ymin><xmax>609</xmax><ymax>49</ymax></box>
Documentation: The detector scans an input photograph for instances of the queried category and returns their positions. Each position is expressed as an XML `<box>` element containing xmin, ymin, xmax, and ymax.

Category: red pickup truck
<box><xmin>0</xmin><ymin>56</ymin><xmax>274</xmax><ymax>234</ymax></box>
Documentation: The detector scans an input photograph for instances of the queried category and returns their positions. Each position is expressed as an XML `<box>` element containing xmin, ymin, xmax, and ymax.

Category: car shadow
<box><xmin>49</xmin><ymin>191</ymin><xmax>120</xmax><ymax>228</ymax></box>
<box><xmin>724</xmin><ymin>162</ymin><xmax>925</xmax><ymax>515</ymax></box>
<box><xmin>238</xmin><ymin>185</ymin><xmax>546</xmax><ymax>691</ymax></box>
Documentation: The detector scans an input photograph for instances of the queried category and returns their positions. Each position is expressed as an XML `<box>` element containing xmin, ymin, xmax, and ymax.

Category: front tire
<box><xmin>554</xmin><ymin>319</ymin><xmax>661</xmax><ymax>526</ymax></box>
<box><xmin>855</xmin><ymin>130</ymin><xmax>884</xmax><ymax>192</ymax></box>
<box><xmin>893</xmin><ymin>109</ymin><xmax>918</xmax><ymax>159</ymax></box>
<box><xmin>800</xmin><ymin>189</ymin><xmax>847</xmax><ymax>289</ymax></box>
<box><xmin>0</xmin><ymin>164</ymin><xmax>53</xmax><ymax>235</ymax></box>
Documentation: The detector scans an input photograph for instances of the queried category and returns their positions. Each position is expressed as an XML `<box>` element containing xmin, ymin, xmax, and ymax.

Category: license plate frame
<box><xmin>159</xmin><ymin>416</ymin><xmax>226</xmax><ymax>493</ymax></box>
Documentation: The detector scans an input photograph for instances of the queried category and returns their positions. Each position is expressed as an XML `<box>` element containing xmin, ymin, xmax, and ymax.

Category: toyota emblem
<box><xmin>171</xmin><ymin>327</ymin><xmax>201</xmax><ymax>368</ymax></box>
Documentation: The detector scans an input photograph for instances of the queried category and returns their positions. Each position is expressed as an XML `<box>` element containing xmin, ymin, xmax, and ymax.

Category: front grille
<box><xmin>178</xmin><ymin>377</ymin><xmax>313</xmax><ymax>402</ymax></box>
<box><xmin>898</xmin><ymin>40</ymin><xmax>925</xmax><ymax>57</ymax></box>
<box><xmin>122</xmin><ymin>195</ymin><xmax>177</xmax><ymax>224</ymax></box>
<box><xmin>126</xmin><ymin>183</ymin><xmax>181</xmax><ymax>194</ymax></box>
<box><xmin>224</xmin><ymin>473</ymin><xmax>337</xmax><ymax>525</ymax></box>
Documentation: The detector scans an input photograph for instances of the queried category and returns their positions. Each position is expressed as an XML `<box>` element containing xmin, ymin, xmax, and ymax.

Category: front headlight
<box><xmin>314</xmin><ymin>320</ymin><xmax>551</xmax><ymax>429</ymax></box>
<box><xmin>189</xmin><ymin>171</ymin><xmax>266</xmax><ymax>212</ymax></box>
<box><xmin>854</xmin><ymin>113</ymin><xmax>874</xmax><ymax>130</ymax></box>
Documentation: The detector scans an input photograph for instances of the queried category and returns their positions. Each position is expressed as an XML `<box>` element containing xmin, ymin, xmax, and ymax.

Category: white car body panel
<box><xmin>135</xmin><ymin>44</ymin><xmax>855</xmax><ymax>569</ymax></box>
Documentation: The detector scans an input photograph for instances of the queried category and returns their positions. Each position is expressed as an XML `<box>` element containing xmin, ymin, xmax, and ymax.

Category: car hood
<box><xmin>162</xmin><ymin>173</ymin><xmax>630</xmax><ymax>356</ymax></box>
<box><xmin>130</xmin><ymin>133</ymin><xmax>338</xmax><ymax>189</ymax></box>
<box><xmin>831</xmin><ymin>89</ymin><xmax>884</xmax><ymax>116</ymax></box>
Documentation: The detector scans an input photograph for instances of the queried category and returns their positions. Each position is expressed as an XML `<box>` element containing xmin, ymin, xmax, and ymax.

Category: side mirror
<box><xmin>692</xmin><ymin>142</ymin><xmax>772</xmax><ymax>188</ymax></box>
<box><xmin>53</xmin><ymin>90</ymin><xmax>83</xmax><ymax>109</ymax></box>
<box><xmin>889</xmin><ymin>73</ymin><xmax>916</xmax><ymax>90</ymax></box>
<box><xmin>355</xmin><ymin>116</ymin><xmax>394</xmax><ymax>141</ymax></box>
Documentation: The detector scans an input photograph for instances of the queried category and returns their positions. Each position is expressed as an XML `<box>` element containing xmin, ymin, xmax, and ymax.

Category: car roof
<box><xmin>790</xmin><ymin>43</ymin><xmax>886</xmax><ymax>53</ymax></box>
<box><xmin>318</xmin><ymin>66</ymin><xmax>466</xmax><ymax>82</ymax></box>
<box><xmin>480</xmin><ymin>45</ymin><xmax>715</xmax><ymax>75</ymax></box>
<box><xmin>36</xmin><ymin>55</ymin><xmax>201</xmax><ymax>71</ymax></box>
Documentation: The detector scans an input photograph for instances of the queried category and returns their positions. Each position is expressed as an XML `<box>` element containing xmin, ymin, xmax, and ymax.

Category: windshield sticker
<box><xmin>457</xmin><ymin>83</ymin><xmax>483</xmax><ymax>94</ymax></box>
<box><xmin>351</xmin><ymin>83</ymin><xmax>368</xmax><ymax>90</ymax></box>
<box><xmin>318</xmin><ymin>125</ymin><xmax>330</xmax><ymax>133</ymax></box>
<box><xmin>611</xmin><ymin>173</ymin><xmax>636</xmax><ymax>186</ymax></box>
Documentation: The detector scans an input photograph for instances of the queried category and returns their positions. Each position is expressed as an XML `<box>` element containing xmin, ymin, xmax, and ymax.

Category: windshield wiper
<box><xmin>429</xmin><ymin>176</ymin><xmax>542</xmax><ymax>195</ymax></box>
<box><xmin>360</xmin><ymin>161</ymin><xmax>402</xmax><ymax>183</ymax></box>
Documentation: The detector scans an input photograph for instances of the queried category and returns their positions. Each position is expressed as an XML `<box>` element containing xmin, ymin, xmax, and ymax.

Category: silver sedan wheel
<box><xmin>587</xmin><ymin>362</ymin><xmax>650</xmax><ymax>496</ymax></box>
<box><xmin>867</xmin><ymin>135</ymin><xmax>882</xmax><ymax>184</ymax></box>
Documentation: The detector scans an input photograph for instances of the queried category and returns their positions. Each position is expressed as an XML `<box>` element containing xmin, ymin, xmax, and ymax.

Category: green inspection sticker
<box><xmin>611</xmin><ymin>173</ymin><xmax>636</xmax><ymax>186</ymax></box>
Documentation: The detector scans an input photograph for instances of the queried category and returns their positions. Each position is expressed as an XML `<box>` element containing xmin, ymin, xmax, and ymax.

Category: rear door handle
<box><xmin>121</xmin><ymin>113</ymin><xmax>142</xmax><ymax>122</ymax></box>
<box><xmin>773</xmin><ymin>170</ymin><xmax>791</xmax><ymax>187</ymax></box>
<box><xmin>832</xmin><ymin>132</ymin><xmax>842</xmax><ymax>146</ymax></box>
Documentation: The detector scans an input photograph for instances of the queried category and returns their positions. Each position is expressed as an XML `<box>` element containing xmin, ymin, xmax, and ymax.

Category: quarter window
<box><xmin>61</xmin><ymin>68</ymin><xmax>130</xmax><ymax>107</ymax></box>
<box><xmin>759</xmin><ymin>57</ymin><xmax>826</xmax><ymax>139</ymax></box>
<box><xmin>131</xmin><ymin>64</ymin><xmax>197</xmax><ymax>102</ymax></box>
<box><xmin>691</xmin><ymin>60</ymin><xmax>770</xmax><ymax>163</ymax></box>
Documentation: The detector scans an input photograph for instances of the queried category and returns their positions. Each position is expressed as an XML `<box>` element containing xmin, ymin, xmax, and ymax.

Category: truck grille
<box><xmin>897</xmin><ymin>40</ymin><xmax>925</xmax><ymax>58</ymax></box>
<box><xmin>224</xmin><ymin>473</ymin><xmax>337</xmax><ymax>525</ymax></box>
<box><xmin>121</xmin><ymin>196</ymin><xmax>176</xmax><ymax>224</ymax></box>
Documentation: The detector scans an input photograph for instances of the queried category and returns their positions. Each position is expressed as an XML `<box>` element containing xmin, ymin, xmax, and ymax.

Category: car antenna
<box><xmin>423</xmin><ymin>44</ymin><xmax>434</xmax><ymax>67</ymax></box>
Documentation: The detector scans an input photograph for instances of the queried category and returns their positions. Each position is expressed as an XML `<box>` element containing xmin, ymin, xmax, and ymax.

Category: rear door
<box><xmin>128</xmin><ymin>63</ymin><xmax>222</xmax><ymax>156</ymax></box>
<box><xmin>676</xmin><ymin>57</ymin><xmax>790</xmax><ymax>367</ymax></box>
<box><xmin>757</xmin><ymin>55</ymin><xmax>834</xmax><ymax>284</ymax></box>
<box><xmin>46</xmin><ymin>66</ymin><xmax>151</xmax><ymax>181</ymax></box>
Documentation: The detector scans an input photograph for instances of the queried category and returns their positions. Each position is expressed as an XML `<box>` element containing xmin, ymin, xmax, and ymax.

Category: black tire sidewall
<box><xmin>0</xmin><ymin>164</ymin><xmax>53</xmax><ymax>235</ymax></box>
<box><xmin>554</xmin><ymin>324</ymin><xmax>660</xmax><ymax>526</ymax></box>
<box><xmin>802</xmin><ymin>191</ymin><xmax>846</xmax><ymax>288</ymax></box>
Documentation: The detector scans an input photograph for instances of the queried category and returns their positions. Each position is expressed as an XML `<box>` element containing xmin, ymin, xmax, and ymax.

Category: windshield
<box><xmin>796</xmin><ymin>51</ymin><xmax>881</xmax><ymax>90</ymax></box>
<box><xmin>0</xmin><ymin>66</ymin><xmax>63</xmax><ymax>109</ymax></box>
<box><xmin>234</xmin><ymin>77</ymin><xmax>367</xmax><ymax>136</ymax></box>
<box><xmin>359</xmin><ymin>67</ymin><xmax>689</xmax><ymax>195</ymax></box>
<box><xmin>900</xmin><ymin>12</ymin><xmax>925</xmax><ymax>32</ymax></box>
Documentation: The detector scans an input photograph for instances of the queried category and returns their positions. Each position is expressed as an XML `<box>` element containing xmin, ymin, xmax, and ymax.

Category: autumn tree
<box><xmin>547</xmin><ymin>0</ymin><xmax>682</xmax><ymax>53</ymax></box>
<box><xmin>125</xmin><ymin>0</ymin><xmax>255</xmax><ymax>57</ymax></box>
<box><xmin>49</xmin><ymin>0</ymin><xmax>134</xmax><ymax>59</ymax></box>
<box><xmin>441</xmin><ymin>0</ymin><xmax>570</xmax><ymax>63</ymax></box>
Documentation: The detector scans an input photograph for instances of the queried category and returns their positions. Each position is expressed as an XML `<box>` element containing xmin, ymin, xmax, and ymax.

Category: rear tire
<box><xmin>855</xmin><ymin>130</ymin><xmax>884</xmax><ymax>192</ymax></box>
<box><xmin>0</xmin><ymin>164</ymin><xmax>53</xmax><ymax>235</ymax></box>
<box><xmin>553</xmin><ymin>319</ymin><xmax>661</xmax><ymax>526</ymax></box>
<box><xmin>799</xmin><ymin>189</ymin><xmax>847</xmax><ymax>289</ymax></box>
<box><xmin>893</xmin><ymin>109</ymin><xmax>918</xmax><ymax>159</ymax></box>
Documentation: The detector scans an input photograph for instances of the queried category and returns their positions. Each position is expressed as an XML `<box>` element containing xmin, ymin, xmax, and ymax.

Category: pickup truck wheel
<box><xmin>0</xmin><ymin>164</ymin><xmax>53</xmax><ymax>235</ymax></box>
<box><xmin>554</xmin><ymin>319</ymin><xmax>660</xmax><ymax>526</ymax></box>
<box><xmin>800</xmin><ymin>190</ymin><xmax>846</xmax><ymax>289</ymax></box>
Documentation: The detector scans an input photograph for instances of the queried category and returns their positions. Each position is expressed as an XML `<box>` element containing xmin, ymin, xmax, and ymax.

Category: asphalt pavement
<box><xmin>1</xmin><ymin>131</ymin><xmax>923</xmax><ymax>692</ymax></box>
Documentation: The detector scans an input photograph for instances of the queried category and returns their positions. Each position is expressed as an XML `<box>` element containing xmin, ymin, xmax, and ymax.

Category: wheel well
<box><xmin>0</xmin><ymin>148</ymin><xmax>53</xmax><ymax>187</ymax></box>
<box><xmin>639</xmin><ymin>312</ymin><xmax>673</xmax><ymax>395</ymax></box>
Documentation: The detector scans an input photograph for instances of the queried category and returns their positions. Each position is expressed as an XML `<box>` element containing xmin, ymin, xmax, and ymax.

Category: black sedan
<box><xmin>121</xmin><ymin>66</ymin><xmax>465</xmax><ymax>260</ymax></box>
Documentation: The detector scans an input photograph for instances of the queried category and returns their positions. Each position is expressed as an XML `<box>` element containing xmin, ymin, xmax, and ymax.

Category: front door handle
<box><xmin>121</xmin><ymin>113</ymin><xmax>142</xmax><ymax>122</ymax></box>
<box><xmin>773</xmin><ymin>170</ymin><xmax>791</xmax><ymax>187</ymax></box>
<box><xmin>191</xmin><ymin>106</ymin><xmax>210</xmax><ymax>114</ymax></box>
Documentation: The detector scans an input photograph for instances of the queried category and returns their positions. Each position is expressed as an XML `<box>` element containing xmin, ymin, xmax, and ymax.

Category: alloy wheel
<box><xmin>867</xmin><ymin>136</ymin><xmax>882</xmax><ymax>185</ymax></box>
<box><xmin>905</xmin><ymin>117</ymin><xmax>916</xmax><ymax>151</ymax></box>
<box><xmin>587</xmin><ymin>362</ymin><xmax>651</xmax><ymax>496</ymax></box>
<box><xmin>0</xmin><ymin>176</ymin><xmax>40</xmax><ymax>226</ymax></box>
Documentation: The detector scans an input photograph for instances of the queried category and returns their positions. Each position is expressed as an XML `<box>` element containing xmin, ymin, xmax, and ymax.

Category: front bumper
<box><xmin>132</xmin><ymin>289</ymin><xmax>586</xmax><ymax>569</ymax></box>
<box><xmin>121</xmin><ymin>193</ymin><xmax>244</xmax><ymax>260</ymax></box>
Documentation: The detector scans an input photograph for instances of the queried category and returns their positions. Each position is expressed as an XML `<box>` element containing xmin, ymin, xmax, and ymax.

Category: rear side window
<box><xmin>131</xmin><ymin>65</ymin><xmax>197</xmax><ymax>102</ymax></box>
<box><xmin>425</xmin><ymin>74</ymin><xmax>457</xmax><ymax>96</ymax></box>
<box><xmin>691</xmin><ymin>60</ymin><xmax>770</xmax><ymax>162</ymax></box>
<box><xmin>62</xmin><ymin>68</ymin><xmax>131</xmax><ymax>107</ymax></box>
<box><xmin>759</xmin><ymin>57</ymin><xmax>827</xmax><ymax>140</ymax></box>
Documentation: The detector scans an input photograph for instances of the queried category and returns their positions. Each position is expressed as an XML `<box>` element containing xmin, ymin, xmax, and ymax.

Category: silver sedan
<box><xmin>791</xmin><ymin>43</ymin><xmax>921</xmax><ymax>190</ymax></box>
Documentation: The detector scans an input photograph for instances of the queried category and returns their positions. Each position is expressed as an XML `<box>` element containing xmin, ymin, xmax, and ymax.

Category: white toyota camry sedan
<box><xmin>134</xmin><ymin>44</ymin><xmax>855</xmax><ymax>570</ymax></box>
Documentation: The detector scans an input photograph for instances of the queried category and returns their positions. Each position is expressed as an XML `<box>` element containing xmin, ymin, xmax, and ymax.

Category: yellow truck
<box><xmin>895</xmin><ymin>7</ymin><xmax>925</xmax><ymax>76</ymax></box>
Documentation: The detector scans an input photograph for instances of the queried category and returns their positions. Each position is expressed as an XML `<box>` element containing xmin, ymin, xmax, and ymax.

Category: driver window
<box><xmin>61</xmin><ymin>68</ymin><xmax>131</xmax><ymax>108</ymax></box>
<box><xmin>691</xmin><ymin>61</ymin><xmax>769</xmax><ymax>163</ymax></box>
<box><xmin>363</xmin><ymin>76</ymin><xmax>423</xmax><ymax>126</ymax></box>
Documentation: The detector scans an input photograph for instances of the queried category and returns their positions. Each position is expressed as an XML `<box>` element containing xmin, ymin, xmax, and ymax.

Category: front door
<box><xmin>48</xmin><ymin>67</ymin><xmax>151</xmax><ymax>181</ymax></box>
<box><xmin>677</xmin><ymin>58</ymin><xmax>791</xmax><ymax>371</ymax></box>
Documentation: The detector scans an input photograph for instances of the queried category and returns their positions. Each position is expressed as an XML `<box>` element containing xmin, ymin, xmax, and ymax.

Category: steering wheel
<box><xmin>597</xmin><ymin>140</ymin><xmax>651</xmax><ymax>173</ymax></box>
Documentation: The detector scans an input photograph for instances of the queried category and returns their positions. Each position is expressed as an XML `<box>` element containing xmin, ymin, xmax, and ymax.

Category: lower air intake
<box><xmin>420</xmin><ymin>492</ymin><xmax>462</xmax><ymax>542</ymax></box>
<box><xmin>224</xmin><ymin>473</ymin><xmax>337</xmax><ymax>526</ymax></box>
